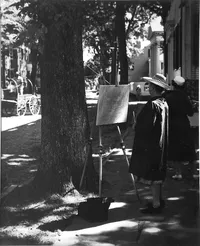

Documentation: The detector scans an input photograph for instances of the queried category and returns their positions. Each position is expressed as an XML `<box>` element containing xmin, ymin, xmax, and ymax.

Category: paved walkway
<box><xmin>1</xmin><ymin>91</ymin><xmax>199</xmax><ymax>245</ymax></box>
<box><xmin>53</xmin><ymin>129</ymin><xmax>200</xmax><ymax>246</ymax></box>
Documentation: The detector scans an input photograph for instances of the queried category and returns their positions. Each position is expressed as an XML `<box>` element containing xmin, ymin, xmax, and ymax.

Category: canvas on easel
<box><xmin>96</xmin><ymin>85</ymin><xmax>130</xmax><ymax>126</ymax></box>
<box><xmin>92</xmin><ymin>84</ymin><xmax>140</xmax><ymax>202</ymax></box>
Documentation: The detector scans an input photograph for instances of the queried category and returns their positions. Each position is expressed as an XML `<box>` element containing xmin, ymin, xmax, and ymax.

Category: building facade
<box><xmin>164</xmin><ymin>0</ymin><xmax>199</xmax><ymax>127</ymax></box>
<box><xmin>164</xmin><ymin>0</ymin><xmax>199</xmax><ymax>93</ymax></box>
<box><xmin>147</xmin><ymin>17</ymin><xmax>164</xmax><ymax>77</ymax></box>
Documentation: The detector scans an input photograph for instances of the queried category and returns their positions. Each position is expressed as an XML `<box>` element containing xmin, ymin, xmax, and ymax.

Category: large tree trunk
<box><xmin>116</xmin><ymin>2</ymin><xmax>128</xmax><ymax>84</ymax></box>
<box><xmin>34</xmin><ymin>2</ymin><xmax>96</xmax><ymax>195</ymax></box>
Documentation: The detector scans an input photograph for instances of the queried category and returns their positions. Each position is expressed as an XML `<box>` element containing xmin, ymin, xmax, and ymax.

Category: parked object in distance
<box><xmin>129</xmin><ymin>81</ymin><xmax>150</xmax><ymax>101</ymax></box>
<box><xmin>1</xmin><ymin>78</ymin><xmax>41</xmax><ymax>117</ymax></box>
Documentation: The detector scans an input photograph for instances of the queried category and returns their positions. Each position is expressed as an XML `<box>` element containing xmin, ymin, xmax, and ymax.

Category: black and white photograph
<box><xmin>1</xmin><ymin>0</ymin><xmax>199</xmax><ymax>245</ymax></box>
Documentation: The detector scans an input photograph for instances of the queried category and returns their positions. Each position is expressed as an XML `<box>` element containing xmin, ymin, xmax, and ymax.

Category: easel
<box><xmin>80</xmin><ymin>85</ymin><xmax>140</xmax><ymax>203</ymax></box>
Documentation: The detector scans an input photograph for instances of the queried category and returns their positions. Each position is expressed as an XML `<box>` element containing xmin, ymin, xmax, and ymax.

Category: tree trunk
<box><xmin>30</xmin><ymin>48</ymin><xmax>38</xmax><ymax>86</ymax></box>
<box><xmin>1</xmin><ymin>47</ymin><xmax>6</xmax><ymax>88</ymax></box>
<box><xmin>111</xmin><ymin>21</ymin><xmax>117</xmax><ymax>85</ymax></box>
<box><xmin>116</xmin><ymin>2</ymin><xmax>128</xmax><ymax>84</ymax></box>
<box><xmin>34</xmin><ymin>3</ymin><xmax>96</xmax><ymax>195</ymax></box>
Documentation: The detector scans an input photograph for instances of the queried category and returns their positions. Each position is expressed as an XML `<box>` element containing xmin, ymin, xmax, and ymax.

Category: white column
<box><xmin>155</xmin><ymin>42</ymin><xmax>161</xmax><ymax>74</ymax></box>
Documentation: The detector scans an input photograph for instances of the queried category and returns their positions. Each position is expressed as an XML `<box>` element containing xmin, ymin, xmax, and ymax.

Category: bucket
<box><xmin>78</xmin><ymin>197</ymin><xmax>114</xmax><ymax>222</ymax></box>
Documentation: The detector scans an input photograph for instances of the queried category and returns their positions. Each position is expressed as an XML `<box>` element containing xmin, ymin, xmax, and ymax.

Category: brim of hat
<box><xmin>142</xmin><ymin>77</ymin><xmax>170</xmax><ymax>90</ymax></box>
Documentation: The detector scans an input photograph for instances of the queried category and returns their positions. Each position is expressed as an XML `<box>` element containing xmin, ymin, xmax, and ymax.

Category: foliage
<box><xmin>1</xmin><ymin>0</ymin><xmax>24</xmax><ymax>46</ymax></box>
<box><xmin>82</xmin><ymin>0</ymin><xmax>167</xmax><ymax>77</ymax></box>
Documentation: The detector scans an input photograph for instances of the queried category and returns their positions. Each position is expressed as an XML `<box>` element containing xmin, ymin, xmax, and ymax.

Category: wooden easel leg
<box><xmin>98</xmin><ymin>126</ymin><xmax>103</xmax><ymax>197</ymax></box>
<box><xmin>116</xmin><ymin>125</ymin><xmax>141</xmax><ymax>203</ymax></box>
<box><xmin>79</xmin><ymin>116</ymin><xmax>96</xmax><ymax>190</ymax></box>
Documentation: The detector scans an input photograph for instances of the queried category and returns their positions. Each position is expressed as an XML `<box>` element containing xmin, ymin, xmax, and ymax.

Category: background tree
<box><xmin>82</xmin><ymin>1</ymin><xmax>115</xmax><ymax>81</ymax></box>
<box><xmin>14</xmin><ymin>0</ymin><xmax>97</xmax><ymax>195</ymax></box>
<box><xmin>116</xmin><ymin>1</ymin><xmax>128</xmax><ymax>84</ymax></box>
<box><xmin>1</xmin><ymin>0</ymin><xmax>49</xmax><ymax>86</ymax></box>
<box><xmin>83</xmin><ymin>1</ymin><xmax>168</xmax><ymax>84</ymax></box>
<box><xmin>1</xmin><ymin>0</ymin><xmax>24</xmax><ymax>86</ymax></box>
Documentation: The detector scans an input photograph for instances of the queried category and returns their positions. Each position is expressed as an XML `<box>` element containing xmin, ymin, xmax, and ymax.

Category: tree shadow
<box><xmin>0</xmin><ymin>172</ymin><xmax>199</xmax><ymax>245</ymax></box>
<box><xmin>0</xmin><ymin>234</ymin><xmax>43</xmax><ymax>245</ymax></box>
<box><xmin>1</xmin><ymin>118</ymin><xmax>41</xmax><ymax>191</ymax></box>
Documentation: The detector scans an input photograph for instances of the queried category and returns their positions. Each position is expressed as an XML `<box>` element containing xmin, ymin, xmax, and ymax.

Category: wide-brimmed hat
<box><xmin>173</xmin><ymin>75</ymin><xmax>185</xmax><ymax>86</ymax></box>
<box><xmin>142</xmin><ymin>73</ymin><xmax>169</xmax><ymax>90</ymax></box>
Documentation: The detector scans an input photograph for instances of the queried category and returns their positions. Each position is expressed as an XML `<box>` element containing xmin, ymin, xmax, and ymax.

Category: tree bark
<box><xmin>1</xmin><ymin>47</ymin><xmax>6</xmax><ymax>88</ymax></box>
<box><xmin>116</xmin><ymin>2</ymin><xmax>128</xmax><ymax>84</ymax></box>
<box><xmin>34</xmin><ymin>3</ymin><xmax>96</xmax><ymax>195</ymax></box>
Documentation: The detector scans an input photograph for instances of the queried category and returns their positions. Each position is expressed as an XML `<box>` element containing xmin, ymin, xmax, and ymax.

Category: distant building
<box><xmin>164</xmin><ymin>0</ymin><xmax>199</xmax><ymax>127</ymax></box>
<box><xmin>128</xmin><ymin>45</ymin><xmax>149</xmax><ymax>82</ymax></box>
<box><xmin>147</xmin><ymin>17</ymin><xmax>164</xmax><ymax>77</ymax></box>
<box><xmin>128</xmin><ymin>17</ymin><xmax>164</xmax><ymax>83</ymax></box>
<box><xmin>1</xmin><ymin>45</ymin><xmax>31</xmax><ymax>85</ymax></box>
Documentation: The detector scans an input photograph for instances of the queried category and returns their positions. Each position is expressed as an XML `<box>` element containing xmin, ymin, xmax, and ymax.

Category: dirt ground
<box><xmin>0</xmin><ymin>90</ymin><xmax>199</xmax><ymax>245</ymax></box>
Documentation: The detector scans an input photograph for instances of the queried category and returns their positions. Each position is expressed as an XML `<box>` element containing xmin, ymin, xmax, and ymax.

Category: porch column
<box><xmin>155</xmin><ymin>42</ymin><xmax>161</xmax><ymax>74</ymax></box>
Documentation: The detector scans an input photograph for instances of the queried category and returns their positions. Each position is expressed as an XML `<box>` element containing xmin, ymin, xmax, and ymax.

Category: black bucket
<box><xmin>78</xmin><ymin>197</ymin><xmax>114</xmax><ymax>222</ymax></box>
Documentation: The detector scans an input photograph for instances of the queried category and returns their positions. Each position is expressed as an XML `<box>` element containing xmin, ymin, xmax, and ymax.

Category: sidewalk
<box><xmin>1</xmin><ymin>91</ymin><xmax>199</xmax><ymax>245</ymax></box>
<box><xmin>53</xmin><ymin>128</ymin><xmax>200</xmax><ymax>246</ymax></box>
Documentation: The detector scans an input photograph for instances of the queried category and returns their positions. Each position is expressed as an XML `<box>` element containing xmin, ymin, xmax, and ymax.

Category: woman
<box><xmin>129</xmin><ymin>74</ymin><xmax>169</xmax><ymax>214</ymax></box>
<box><xmin>164</xmin><ymin>76</ymin><xmax>196</xmax><ymax>180</ymax></box>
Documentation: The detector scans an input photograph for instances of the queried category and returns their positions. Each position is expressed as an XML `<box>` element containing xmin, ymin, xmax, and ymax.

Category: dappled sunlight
<box><xmin>109</xmin><ymin>148</ymin><xmax>124</xmax><ymax>156</ymax></box>
<box><xmin>77</xmin><ymin>219</ymin><xmax>138</xmax><ymax>235</ymax></box>
<box><xmin>4</xmin><ymin>206</ymin><xmax>20</xmax><ymax>212</ymax></box>
<box><xmin>19</xmin><ymin>154</ymin><xmax>29</xmax><ymax>157</ymax></box>
<box><xmin>9</xmin><ymin>157</ymin><xmax>37</xmax><ymax>162</ymax></box>
<box><xmin>166</xmin><ymin>218</ymin><xmax>182</xmax><ymax>230</ymax></box>
<box><xmin>167</xmin><ymin>196</ymin><xmax>184</xmax><ymax>201</ymax></box>
<box><xmin>92</xmin><ymin>154</ymin><xmax>99</xmax><ymax>158</ymax></box>
<box><xmin>62</xmin><ymin>195</ymin><xmax>85</xmax><ymax>204</ymax></box>
<box><xmin>6</xmin><ymin>156</ymin><xmax>37</xmax><ymax>166</ymax></box>
<box><xmin>22</xmin><ymin>201</ymin><xmax>47</xmax><ymax>210</ymax></box>
<box><xmin>109</xmin><ymin>202</ymin><xmax>127</xmax><ymax>210</ymax></box>
<box><xmin>143</xmin><ymin>195</ymin><xmax>153</xmax><ymax>200</ymax></box>
<box><xmin>3</xmin><ymin>154</ymin><xmax>38</xmax><ymax>170</ymax></box>
<box><xmin>7</xmin><ymin>128</ymin><xmax>18</xmax><ymax>132</ymax></box>
<box><xmin>52</xmin><ymin>206</ymin><xmax>75</xmax><ymax>214</ymax></box>
<box><xmin>143</xmin><ymin>227</ymin><xmax>163</xmax><ymax>234</ymax></box>
<box><xmin>7</xmin><ymin>161</ymin><xmax>22</xmax><ymax>166</ymax></box>
<box><xmin>27</xmin><ymin>122</ymin><xmax>35</xmax><ymax>126</ymax></box>
<box><xmin>29</xmin><ymin>169</ymin><xmax>37</xmax><ymax>173</ymax></box>
<box><xmin>1</xmin><ymin>154</ymin><xmax>14</xmax><ymax>160</ymax></box>
<box><xmin>2</xmin><ymin>115</ymin><xmax>41</xmax><ymax>131</ymax></box>
<box><xmin>39</xmin><ymin>215</ymin><xmax>66</xmax><ymax>224</ymax></box>
<box><xmin>0</xmin><ymin>224</ymin><xmax>56</xmax><ymax>245</ymax></box>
